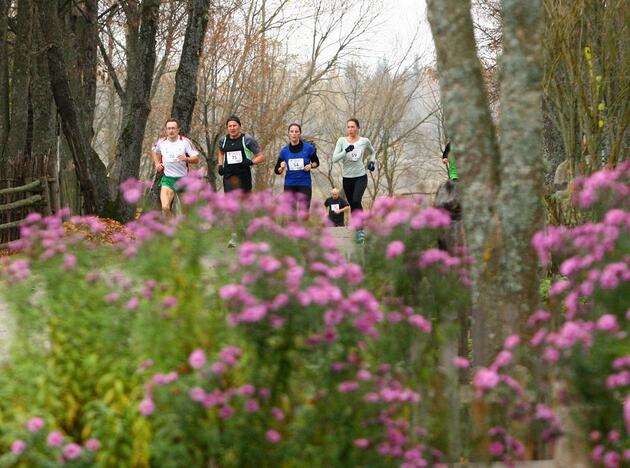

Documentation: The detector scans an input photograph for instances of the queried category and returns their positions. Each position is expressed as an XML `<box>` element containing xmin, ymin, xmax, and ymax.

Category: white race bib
<box><xmin>330</xmin><ymin>204</ymin><xmax>340</xmax><ymax>213</ymax></box>
<box><xmin>346</xmin><ymin>148</ymin><xmax>363</xmax><ymax>162</ymax></box>
<box><xmin>164</xmin><ymin>151</ymin><xmax>178</xmax><ymax>163</ymax></box>
<box><xmin>226</xmin><ymin>151</ymin><xmax>243</xmax><ymax>164</ymax></box>
<box><xmin>288</xmin><ymin>158</ymin><xmax>305</xmax><ymax>171</ymax></box>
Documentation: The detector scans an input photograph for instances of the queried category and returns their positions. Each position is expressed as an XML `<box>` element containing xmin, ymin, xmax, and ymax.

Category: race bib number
<box><xmin>330</xmin><ymin>204</ymin><xmax>340</xmax><ymax>213</ymax></box>
<box><xmin>164</xmin><ymin>151</ymin><xmax>178</xmax><ymax>163</ymax></box>
<box><xmin>288</xmin><ymin>158</ymin><xmax>305</xmax><ymax>171</ymax></box>
<box><xmin>226</xmin><ymin>151</ymin><xmax>243</xmax><ymax>164</ymax></box>
<box><xmin>346</xmin><ymin>148</ymin><xmax>362</xmax><ymax>162</ymax></box>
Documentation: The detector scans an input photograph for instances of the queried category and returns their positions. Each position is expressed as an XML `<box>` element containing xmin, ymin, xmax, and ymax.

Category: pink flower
<box><xmin>239</xmin><ymin>384</ymin><xmax>256</xmax><ymax>396</ymax></box>
<box><xmin>161</xmin><ymin>295</ymin><xmax>178</xmax><ymax>308</ymax></box>
<box><xmin>418</xmin><ymin>248</ymin><xmax>460</xmax><ymax>269</ymax></box>
<box><xmin>188</xmin><ymin>349</ymin><xmax>206</xmax><ymax>369</ymax></box>
<box><xmin>271</xmin><ymin>407</ymin><xmax>285</xmax><ymax>421</ymax></box>
<box><xmin>11</xmin><ymin>439</ymin><xmax>26</xmax><ymax>455</ymax></box>
<box><xmin>530</xmin><ymin>329</ymin><xmax>548</xmax><ymax>347</ymax></box>
<box><xmin>26</xmin><ymin>417</ymin><xmax>44</xmax><ymax>432</ymax></box>
<box><xmin>597</xmin><ymin>314</ymin><xmax>619</xmax><ymax>333</ymax></box>
<box><xmin>211</xmin><ymin>362</ymin><xmax>226</xmax><ymax>374</ymax></box>
<box><xmin>345</xmin><ymin>263</ymin><xmax>364</xmax><ymax>285</ymax></box>
<box><xmin>408</xmin><ymin>314</ymin><xmax>432</xmax><ymax>333</ymax></box>
<box><xmin>452</xmin><ymin>356</ymin><xmax>470</xmax><ymax>368</ymax></box>
<box><xmin>549</xmin><ymin>280</ymin><xmax>571</xmax><ymax>296</ymax></box>
<box><xmin>126</xmin><ymin>297</ymin><xmax>139</xmax><ymax>310</ymax></box>
<box><xmin>219</xmin><ymin>346</ymin><xmax>242</xmax><ymax>364</ymax></box>
<box><xmin>339</xmin><ymin>381</ymin><xmax>359</xmax><ymax>392</ymax></box>
<box><xmin>85</xmin><ymin>438</ymin><xmax>101</xmax><ymax>451</ymax></box>
<box><xmin>139</xmin><ymin>397</ymin><xmax>155</xmax><ymax>416</ymax></box>
<box><xmin>266</xmin><ymin>430</ymin><xmax>282</xmax><ymax>443</ymax></box>
<box><xmin>592</xmin><ymin>445</ymin><xmax>605</xmax><ymax>462</ymax></box>
<box><xmin>410</xmin><ymin>207</ymin><xmax>451</xmax><ymax>229</ymax></box>
<box><xmin>63</xmin><ymin>443</ymin><xmax>83</xmax><ymax>460</ymax></box>
<box><xmin>473</xmin><ymin>368</ymin><xmax>500</xmax><ymax>390</ymax></box>
<box><xmin>47</xmin><ymin>431</ymin><xmax>64</xmax><ymax>447</ymax></box>
<box><xmin>259</xmin><ymin>256</ymin><xmax>282</xmax><ymax>273</ymax></box>
<box><xmin>603</xmin><ymin>451</ymin><xmax>621</xmax><ymax>468</ymax></box>
<box><xmin>63</xmin><ymin>254</ymin><xmax>77</xmax><ymax>270</ymax></box>
<box><xmin>608</xmin><ymin>431</ymin><xmax>621</xmax><ymax>442</ymax></box>
<box><xmin>270</xmin><ymin>293</ymin><xmax>289</xmax><ymax>310</ymax></box>
<box><xmin>245</xmin><ymin>399</ymin><xmax>260</xmax><ymax>413</ymax></box>
<box><xmin>219</xmin><ymin>405</ymin><xmax>234</xmax><ymax>420</ymax></box>
<box><xmin>120</xmin><ymin>178</ymin><xmax>145</xmax><ymax>204</ymax></box>
<box><xmin>386</xmin><ymin>241</ymin><xmax>405</xmax><ymax>258</ymax></box>
<box><xmin>189</xmin><ymin>387</ymin><xmax>206</xmax><ymax>402</ymax></box>
<box><xmin>354</xmin><ymin>438</ymin><xmax>370</xmax><ymax>448</ymax></box>
<box><xmin>504</xmin><ymin>335</ymin><xmax>520</xmax><ymax>350</ymax></box>
<box><xmin>240</xmin><ymin>305</ymin><xmax>267</xmax><ymax>322</ymax></box>
<box><xmin>527</xmin><ymin>309</ymin><xmax>551</xmax><ymax>326</ymax></box>
<box><xmin>491</xmin><ymin>350</ymin><xmax>512</xmax><ymax>369</ymax></box>
<box><xmin>489</xmin><ymin>441</ymin><xmax>504</xmax><ymax>457</ymax></box>
<box><xmin>624</xmin><ymin>395</ymin><xmax>630</xmax><ymax>436</ymax></box>
<box><xmin>543</xmin><ymin>347</ymin><xmax>560</xmax><ymax>362</ymax></box>
<box><xmin>155</xmin><ymin>371</ymin><xmax>178</xmax><ymax>384</ymax></box>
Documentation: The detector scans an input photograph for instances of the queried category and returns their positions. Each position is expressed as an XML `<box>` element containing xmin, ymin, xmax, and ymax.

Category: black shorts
<box><xmin>223</xmin><ymin>171</ymin><xmax>252</xmax><ymax>193</ymax></box>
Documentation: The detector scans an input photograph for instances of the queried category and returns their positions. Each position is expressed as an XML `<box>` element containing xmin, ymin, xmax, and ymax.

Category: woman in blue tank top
<box><xmin>274</xmin><ymin>123</ymin><xmax>319</xmax><ymax>215</ymax></box>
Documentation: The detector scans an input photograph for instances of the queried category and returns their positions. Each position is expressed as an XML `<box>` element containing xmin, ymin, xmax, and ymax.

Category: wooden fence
<box><xmin>0</xmin><ymin>178</ymin><xmax>53</xmax><ymax>249</ymax></box>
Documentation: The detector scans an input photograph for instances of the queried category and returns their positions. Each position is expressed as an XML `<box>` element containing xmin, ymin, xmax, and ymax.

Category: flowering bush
<box><xmin>0</xmin><ymin>416</ymin><xmax>100</xmax><ymax>466</ymax></box>
<box><xmin>4</xmin><ymin>162</ymin><xmax>627</xmax><ymax>465</ymax></box>
<box><xmin>0</xmin><ymin>178</ymin><xmax>469</xmax><ymax>466</ymax></box>
<box><xmin>472</xmin><ymin>162</ymin><xmax>630</xmax><ymax>466</ymax></box>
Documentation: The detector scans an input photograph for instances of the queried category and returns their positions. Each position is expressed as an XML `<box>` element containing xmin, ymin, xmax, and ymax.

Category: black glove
<box><xmin>345</xmin><ymin>145</ymin><xmax>354</xmax><ymax>153</ymax></box>
<box><xmin>218</xmin><ymin>165</ymin><xmax>225</xmax><ymax>176</ymax></box>
<box><xmin>246</xmin><ymin>158</ymin><xmax>255</xmax><ymax>166</ymax></box>
<box><xmin>367</xmin><ymin>161</ymin><xmax>375</xmax><ymax>172</ymax></box>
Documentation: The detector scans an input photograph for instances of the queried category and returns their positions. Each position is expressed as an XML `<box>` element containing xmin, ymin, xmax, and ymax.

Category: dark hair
<box><xmin>442</xmin><ymin>142</ymin><xmax>451</xmax><ymax>159</ymax></box>
<box><xmin>226</xmin><ymin>115</ymin><xmax>241</xmax><ymax>126</ymax></box>
<box><xmin>165</xmin><ymin>118</ymin><xmax>179</xmax><ymax>128</ymax></box>
<box><xmin>288</xmin><ymin>123</ymin><xmax>302</xmax><ymax>133</ymax></box>
<box><xmin>347</xmin><ymin>118</ymin><xmax>360</xmax><ymax>128</ymax></box>
<box><xmin>301</xmin><ymin>135</ymin><xmax>317</xmax><ymax>150</ymax></box>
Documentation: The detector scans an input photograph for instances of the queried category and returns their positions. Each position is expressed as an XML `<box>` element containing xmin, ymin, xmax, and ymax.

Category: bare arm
<box><xmin>152</xmin><ymin>150</ymin><xmax>163</xmax><ymax>172</ymax></box>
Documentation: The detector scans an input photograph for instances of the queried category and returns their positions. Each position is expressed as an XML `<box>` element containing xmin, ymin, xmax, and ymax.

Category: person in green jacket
<box><xmin>442</xmin><ymin>142</ymin><xmax>458</xmax><ymax>180</ymax></box>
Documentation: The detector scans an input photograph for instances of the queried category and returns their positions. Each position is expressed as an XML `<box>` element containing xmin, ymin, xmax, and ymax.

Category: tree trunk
<box><xmin>110</xmin><ymin>0</ymin><xmax>160</xmax><ymax>222</ymax></box>
<box><xmin>3</xmin><ymin>0</ymin><xmax>33</xmax><ymax>171</ymax></box>
<box><xmin>31</xmin><ymin>20</ymin><xmax>57</xmax><ymax>181</ymax></box>
<box><xmin>0</xmin><ymin>0</ymin><xmax>9</xmax><ymax>148</ymax></box>
<box><xmin>170</xmin><ymin>0</ymin><xmax>211</xmax><ymax>136</ymax></box>
<box><xmin>35</xmin><ymin>0</ymin><xmax>110</xmax><ymax>215</ymax></box>
<box><xmin>497</xmin><ymin>0</ymin><xmax>544</xmax><ymax>335</ymax></box>
<box><xmin>427</xmin><ymin>0</ymin><xmax>504</xmax><ymax>367</ymax></box>
<box><xmin>69</xmin><ymin>0</ymin><xmax>98</xmax><ymax>139</ymax></box>
<box><xmin>427</xmin><ymin>0</ymin><xmax>544</xmax><ymax>365</ymax></box>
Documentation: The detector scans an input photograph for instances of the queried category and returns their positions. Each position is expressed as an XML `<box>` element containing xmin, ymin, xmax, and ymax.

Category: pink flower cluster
<box><xmin>5</xmin><ymin>417</ymin><xmax>100</xmax><ymax>461</ymax></box>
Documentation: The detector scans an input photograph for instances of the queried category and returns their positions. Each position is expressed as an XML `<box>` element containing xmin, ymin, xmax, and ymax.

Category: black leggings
<box><xmin>342</xmin><ymin>175</ymin><xmax>368</xmax><ymax>212</ymax></box>
<box><xmin>284</xmin><ymin>185</ymin><xmax>312</xmax><ymax>213</ymax></box>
